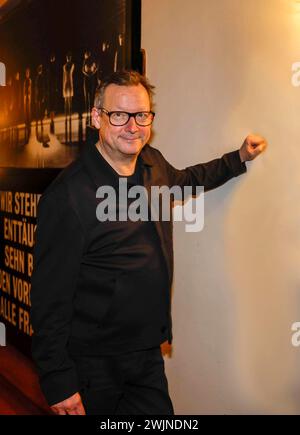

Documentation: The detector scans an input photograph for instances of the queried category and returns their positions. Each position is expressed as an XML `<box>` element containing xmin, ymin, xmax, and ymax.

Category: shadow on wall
<box><xmin>225</xmin><ymin>142</ymin><xmax>300</xmax><ymax>413</ymax></box>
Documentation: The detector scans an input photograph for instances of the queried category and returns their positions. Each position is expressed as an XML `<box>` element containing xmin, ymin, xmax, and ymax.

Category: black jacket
<box><xmin>30</xmin><ymin>142</ymin><xmax>246</xmax><ymax>406</ymax></box>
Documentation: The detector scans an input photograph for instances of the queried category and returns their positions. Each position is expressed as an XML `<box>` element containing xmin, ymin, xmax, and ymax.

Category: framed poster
<box><xmin>0</xmin><ymin>0</ymin><xmax>141</xmax><ymax>168</ymax></box>
<box><xmin>0</xmin><ymin>0</ymin><xmax>142</xmax><ymax>356</ymax></box>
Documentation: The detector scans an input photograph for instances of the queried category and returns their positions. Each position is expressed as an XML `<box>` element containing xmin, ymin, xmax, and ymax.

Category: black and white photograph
<box><xmin>0</xmin><ymin>0</ymin><xmax>130</xmax><ymax>168</ymax></box>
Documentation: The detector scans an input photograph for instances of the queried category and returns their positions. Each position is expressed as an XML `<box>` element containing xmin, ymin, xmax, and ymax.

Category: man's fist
<box><xmin>239</xmin><ymin>134</ymin><xmax>268</xmax><ymax>162</ymax></box>
<box><xmin>51</xmin><ymin>392</ymin><xmax>86</xmax><ymax>415</ymax></box>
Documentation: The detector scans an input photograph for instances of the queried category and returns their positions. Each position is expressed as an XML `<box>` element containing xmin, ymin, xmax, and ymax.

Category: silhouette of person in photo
<box><xmin>35</xmin><ymin>64</ymin><xmax>49</xmax><ymax>148</ymax></box>
<box><xmin>63</xmin><ymin>52</ymin><xmax>75</xmax><ymax>143</ymax></box>
<box><xmin>97</xmin><ymin>41</ymin><xmax>112</xmax><ymax>86</ymax></box>
<box><xmin>23</xmin><ymin>67</ymin><xmax>32</xmax><ymax>143</ymax></box>
<box><xmin>12</xmin><ymin>71</ymin><xmax>22</xmax><ymax>125</ymax></box>
<box><xmin>4</xmin><ymin>76</ymin><xmax>14</xmax><ymax>146</ymax></box>
<box><xmin>5</xmin><ymin>76</ymin><xmax>13</xmax><ymax>126</ymax></box>
<box><xmin>35</xmin><ymin>64</ymin><xmax>46</xmax><ymax>124</ymax></box>
<box><xmin>114</xmin><ymin>33</ymin><xmax>125</xmax><ymax>72</ymax></box>
<box><xmin>11</xmin><ymin>71</ymin><xmax>23</xmax><ymax>145</ymax></box>
<box><xmin>82</xmin><ymin>50</ymin><xmax>97</xmax><ymax>126</ymax></box>
<box><xmin>48</xmin><ymin>54</ymin><xmax>59</xmax><ymax>134</ymax></box>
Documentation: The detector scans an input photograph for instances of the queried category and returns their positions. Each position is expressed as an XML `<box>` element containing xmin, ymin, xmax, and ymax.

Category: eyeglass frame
<box><xmin>98</xmin><ymin>107</ymin><xmax>156</xmax><ymax>127</ymax></box>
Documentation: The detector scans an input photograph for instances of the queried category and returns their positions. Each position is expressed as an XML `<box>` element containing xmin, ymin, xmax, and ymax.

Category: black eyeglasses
<box><xmin>99</xmin><ymin>108</ymin><xmax>155</xmax><ymax>126</ymax></box>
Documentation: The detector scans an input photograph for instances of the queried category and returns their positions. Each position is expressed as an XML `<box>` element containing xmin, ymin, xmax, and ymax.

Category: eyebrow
<box><xmin>107</xmin><ymin>109</ymin><xmax>151</xmax><ymax>113</ymax></box>
<box><xmin>107</xmin><ymin>105</ymin><xmax>151</xmax><ymax>112</ymax></box>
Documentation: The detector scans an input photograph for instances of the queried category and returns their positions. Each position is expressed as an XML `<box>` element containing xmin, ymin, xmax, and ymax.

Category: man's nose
<box><xmin>125</xmin><ymin>116</ymin><xmax>139</xmax><ymax>132</ymax></box>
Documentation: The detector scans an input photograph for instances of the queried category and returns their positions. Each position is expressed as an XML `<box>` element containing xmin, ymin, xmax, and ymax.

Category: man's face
<box><xmin>97</xmin><ymin>84</ymin><xmax>152</xmax><ymax>159</ymax></box>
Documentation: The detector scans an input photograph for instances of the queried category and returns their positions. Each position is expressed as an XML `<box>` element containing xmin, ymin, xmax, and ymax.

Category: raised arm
<box><xmin>160</xmin><ymin>134</ymin><xmax>267</xmax><ymax>191</ymax></box>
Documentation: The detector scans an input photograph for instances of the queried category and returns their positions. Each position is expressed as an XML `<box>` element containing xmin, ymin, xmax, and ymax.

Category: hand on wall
<box><xmin>239</xmin><ymin>134</ymin><xmax>268</xmax><ymax>162</ymax></box>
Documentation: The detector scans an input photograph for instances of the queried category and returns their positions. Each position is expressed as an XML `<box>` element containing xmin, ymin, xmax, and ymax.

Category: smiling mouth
<box><xmin>122</xmin><ymin>137</ymin><xmax>140</xmax><ymax>141</ymax></box>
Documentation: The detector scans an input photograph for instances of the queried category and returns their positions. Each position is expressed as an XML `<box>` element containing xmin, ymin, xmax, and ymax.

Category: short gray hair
<box><xmin>94</xmin><ymin>70</ymin><xmax>155</xmax><ymax>109</ymax></box>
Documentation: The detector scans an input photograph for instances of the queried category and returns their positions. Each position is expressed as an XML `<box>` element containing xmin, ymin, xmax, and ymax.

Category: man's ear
<box><xmin>91</xmin><ymin>107</ymin><xmax>101</xmax><ymax>129</ymax></box>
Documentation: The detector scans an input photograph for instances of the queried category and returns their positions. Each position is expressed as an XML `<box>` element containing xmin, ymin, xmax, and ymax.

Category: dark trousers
<box><xmin>73</xmin><ymin>346</ymin><xmax>174</xmax><ymax>415</ymax></box>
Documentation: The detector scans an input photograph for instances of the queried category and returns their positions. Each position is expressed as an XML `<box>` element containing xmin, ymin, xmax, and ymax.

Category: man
<box><xmin>30</xmin><ymin>70</ymin><xmax>267</xmax><ymax>415</ymax></box>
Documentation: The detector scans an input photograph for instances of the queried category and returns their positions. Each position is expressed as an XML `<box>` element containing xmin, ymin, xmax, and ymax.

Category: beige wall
<box><xmin>142</xmin><ymin>0</ymin><xmax>300</xmax><ymax>414</ymax></box>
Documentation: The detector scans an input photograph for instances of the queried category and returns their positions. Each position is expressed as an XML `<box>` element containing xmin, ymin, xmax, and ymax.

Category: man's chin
<box><xmin>120</xmin><ymin>141</ymin><xmax>144</xmax><ymax>155</ymax></box>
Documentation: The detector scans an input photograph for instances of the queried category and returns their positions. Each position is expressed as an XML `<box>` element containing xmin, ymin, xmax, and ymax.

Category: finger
<box><xmin>57</xmin><ymin>408</ymin><xmax>67</xmax><ymax>415</ymax></box>
<box><xmin>74</xmin><ymin>399</ymin><xmax>86</xmax><ymax>415</ymax></box>
<box><xmin>261</xmin><ymin>141</ymin><xmax>267</xmax><ymax>151</ymax></box>
<box><xmin>67</xmin><ymin>403</ymin><xmax>86</xmax><ymax>415</ymax></box>
<box><xmin>247</xmin><ymin>134</ymin><xmax>265</xmax><ymax>146</ymax></box>
<box><xmin>67</xmin><ymin>408</ymin><xmax>79</xmax><ymax>415</ymax></box>
<box><xmin>73</xmin><ymin>406</ymin><xmax>86</xmax><ymax>415</ymax></box>
<box><xmin>251</xmin><ymin>144</ymin><xmax>266</xmax><ymax>157</ymax></box>
<box><xmin>247</xmin><ymin>139</ymin><xmax>261</xmax><ymax>149</ymax></box>
<box><xmin>256</xmin><ymin>143</ymin><xmax>266</xmax><ymax>153</ymax></box>
<box><xmin>77</xmin><ymin>403</ymin><xmax>86</xmax><ymax>415</ymax></box>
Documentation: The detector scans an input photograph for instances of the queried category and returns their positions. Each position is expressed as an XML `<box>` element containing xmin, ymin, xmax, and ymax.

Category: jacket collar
<box><xmin>138</xmin><ymin>146</ymin><xmax>154</xmax><ymax>168</ymax></box>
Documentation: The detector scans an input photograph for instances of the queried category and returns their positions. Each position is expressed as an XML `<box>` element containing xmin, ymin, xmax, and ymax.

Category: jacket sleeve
<box><xmin>159</xmin><ymin>149</ymin><xmax>247</xmax><ymax>191</ymax></box>
<box><xmin>30</xmin><ymin>184</ymin><xmax>85</xmax><ymax>407</ymax></box>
